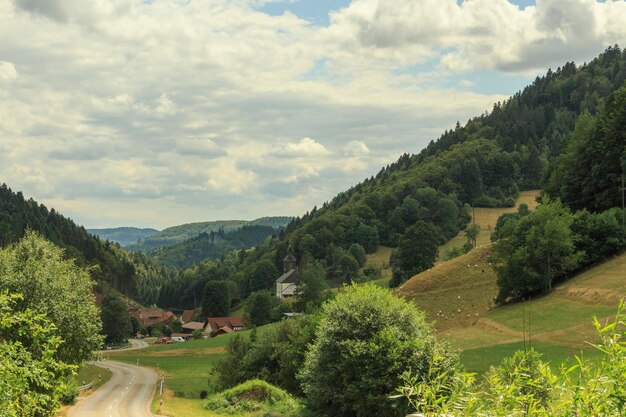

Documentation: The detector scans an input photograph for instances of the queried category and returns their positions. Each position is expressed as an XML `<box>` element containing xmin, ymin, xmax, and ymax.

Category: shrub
<box><xmin>299</xmin><ymin>283</ymin><xmax>456</xmax><ymax>417</ymax></box>
<box><xmin>59</xmin><ymin>377</ymin><xmax>79</xmax><ymax>405</ymax></box>
<box><xmin>204</xmin><ymin>379</ymin><xmax>301</xmax><ymax>416</ymax></box>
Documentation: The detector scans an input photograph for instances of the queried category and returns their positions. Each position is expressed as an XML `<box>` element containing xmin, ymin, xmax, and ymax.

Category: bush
<box><xmin>59</xmin><ymin>377</ymin><xmax>79</xmax><ymax>405</ymax></box>
<box><xmin>299</xmin><ymin>283</ymin><xmax>455</xmax><ymax>417</ymax></box>
<box><xmin>213</xmin><ymin>315</ymin><xmax>319</xmax><ymax>395</ymax></box>
<box><xmin>204</xmin><ymin>379</ymin><xmax>301</xmax><ymax>416</ymax></box>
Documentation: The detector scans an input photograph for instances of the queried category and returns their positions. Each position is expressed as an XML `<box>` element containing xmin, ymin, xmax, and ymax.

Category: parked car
<box><xmin>154</xmin><ymin>337</ymin><xmax>170</xmax><ymax>344</ymax></box>
<box><xmin>170</xmin><ymin>336</ymin><xmax>186</xmax><ymax>343</ymax></box>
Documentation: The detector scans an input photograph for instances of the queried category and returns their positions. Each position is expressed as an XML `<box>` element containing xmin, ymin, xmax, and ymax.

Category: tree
<box><xmin>492</xmin><ymin>198</ymin><xmax>583</xmax><ymax>302</ymax></box>
<box><xmin>338</xmin><ymin>254</ymin><xmax>359</xmax><ymax>282</ymax></box>
<box><xmin>244</xmin><ymin>290</ymin><xmax>284</xmax><ymax>327</ymax></box>
<box><xmin>348</xmin><ymin>243</ymin><xmax>367</xmax><ymax>267</ymax></box>
<box><xmin>299</xmin><ymin>284</ymin><xmax>455</xmax><ymax>417</ymax></box>
<box><xmin>101</xmin><ymin>292</ymin><xmax>132</xmax><ymax>345</ymax></box>
<box><xmin>247</xmin><ymin>260</ymin><xmax>279</xmax><ymax>294</ymax></box>
<box><xmin>0</xmin><ymin>292</ymin><xmax>74</xmax><ymax>417</ymax></box>
<box><xmin>0</xmin><ymin>231</ymin><xmax>103</xmax><ymax>364</ymax></box>
<box><xmin>464</xmin><ymin>224</ymin><xmax>480</xmax><ymax>250</ymax></box>
<box><xmin>294</xmin><ymin>262</ymin><xmax>329</xmax><ymax>311</ymax></box>
<box><xmin>202</xmin><ymin>280</ymin><xmax>231</xmax><ymax>318</ymax></box>
<box><xmin>390</xmin><ymin>221</ymin><xmax>439</xmax><ymax>287</ymax></box>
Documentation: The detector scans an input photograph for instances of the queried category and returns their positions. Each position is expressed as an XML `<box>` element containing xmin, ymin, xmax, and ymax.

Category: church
<box><xmin>275</xmin><ymin>245</ymin><xmax>298</xmax><ymax>298</ymax></box>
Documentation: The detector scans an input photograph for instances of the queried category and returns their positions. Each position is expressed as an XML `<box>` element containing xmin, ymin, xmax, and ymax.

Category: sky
<box><xmin>1</xmin><ymin>0</ymin><xmax>625</xmax><ymax>229</ymax></box>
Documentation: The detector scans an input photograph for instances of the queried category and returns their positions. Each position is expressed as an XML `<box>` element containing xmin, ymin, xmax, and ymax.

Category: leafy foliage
<box><xmin>397</xmin><ymin>300</ymin><xmax>626</xmax><ymax>417</ymax></box>
<box><xmin>101</xmin><ymin>292</ymin><xmax>132</xmax><ymax>345</ymax></box>
<box><xmin>299</xmin><ymin>283</ymin><xmax>456</xmax><ymax>417</ymax></box>
<box><xmin>244</xmin><ymin>290</ymin><xmax>287</xmax><ymax>327</ymax></box>
<box><xmin>212</xmin><ymin>315</ymin><xmax>319</xmax><ymax>395</ymax></box>
<box><xmin>0</xmin><ymin>231</ymin><xmax>103</xmax><ymax>364</ymax></box>
<box><xmin>0</xmin><ymin>292</ymin><xmax>75</xmax><ymax>417</ymax></box>
<box><xmin>491</xmin><ymin>199</ymin><xmax>583</xmax><ymax>302</ymax></box>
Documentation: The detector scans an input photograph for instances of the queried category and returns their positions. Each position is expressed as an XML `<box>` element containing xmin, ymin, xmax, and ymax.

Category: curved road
<box><xmin>69</xmin><ymin>340</ymin><xmax>158</xmax><ymax>417</ymax></box>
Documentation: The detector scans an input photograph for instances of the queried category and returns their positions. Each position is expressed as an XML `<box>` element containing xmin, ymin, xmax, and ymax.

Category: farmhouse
<box><xmin>129</xmin><ymin>307</ymin><xmax>176</xmax><ymax>326</ymax></box>
<box><xmin>275</xmin><ymin>245</ymin><xmax>298</xmax><ymax>298</ymax></box>
<box><xmin>181</xmin><ymin>321</ymin><xmax>205</xmax><ymax>334</ymax></box>
<box><xmin>205</xmin><ymin>316</ymin><xmax>246</xmax><ymax>337</ymax></box>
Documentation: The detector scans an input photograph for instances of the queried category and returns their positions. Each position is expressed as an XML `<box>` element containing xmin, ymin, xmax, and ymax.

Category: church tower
<box><xmin>284</xmin><ymin>244</ymin><xmax>296</xmax><ymax>273</ymax></box>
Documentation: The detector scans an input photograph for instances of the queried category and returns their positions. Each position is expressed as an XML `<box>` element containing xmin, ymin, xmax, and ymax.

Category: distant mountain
<box><xmin>128</xmin><ymin>216</ymin><xmax>293</xmax><ymax>252</ymax></box>
<box><xmin>88</xmin><ymin>227</ymin><xmax>159</xmax><ymax>247</ymax></box>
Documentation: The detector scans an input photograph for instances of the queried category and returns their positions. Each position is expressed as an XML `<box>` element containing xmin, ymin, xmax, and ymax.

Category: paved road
<box><xmin>68</xmin><ymin>360</ymin><xmax>158</xmax><ymax>417</ymax></box>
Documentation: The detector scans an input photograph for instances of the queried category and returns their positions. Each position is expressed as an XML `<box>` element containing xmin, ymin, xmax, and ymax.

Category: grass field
<box><xmin>409</xmin><ymin>250</ymin><xmax>626</xmax><ymax>372</ymax></box>
<box><xmin>397</xmin><ymin>245</ymin><xmax>499</xmax><ymax>331</ymax></box>
<box><xmin>438</xmin><ymin>190</ymin><xmax>539</xmax><ymax>259</ymax></box>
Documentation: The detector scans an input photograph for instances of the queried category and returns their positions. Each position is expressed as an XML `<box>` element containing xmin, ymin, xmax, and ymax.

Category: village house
<box><xmin>181</xmin><ymin>321</ymin><xmax>205</xmax><ymax>334</ymax></box>
<box><xmin>128</xmin><ymin>307</ymin><xmax>176</xmax><ymax>327</ymax></box>
<box><xmin>204</xmin><ymin>316</ymin><xmax>246</xmax><ymax>337</ymax></box>
<box><xmin>275</xmin><ymin>245</ymin><xmax>298</xmax><ymax>299</ymax></box>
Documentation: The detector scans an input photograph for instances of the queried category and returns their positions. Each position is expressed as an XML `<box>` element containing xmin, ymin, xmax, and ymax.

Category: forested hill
<box><xmin>282</xmin><ymin>46</ymin><xmax>626</xmax><ymax>268</ymax></box>
<box><xmin>87</xmin><ymin>227</ymin><xmax>159</xmax><ymax>247</ymax></box>
<box><xmin>0</xmin><ymin>184</ymin><xmax>172</xmax><ymax>299</ymax></box>
<box><xmin>150</xmin><ymin>225</ymin><xmax>282</xmax><ymax>269</ymax></box>
<box><xmin>127</xmin><ymin>216</ymin><xmax>292</xmax><ymax>252</ymax></box>
<box><xmin>156</xmin><ymin>46</ymin><xmax>626</xmax><ymax>310</ymax></box>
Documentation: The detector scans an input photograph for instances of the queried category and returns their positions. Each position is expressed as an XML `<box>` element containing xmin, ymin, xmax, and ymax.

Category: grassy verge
<box><xmin>56</xmin><ymin>363</ymin><xmax>113</xmax><ymax>417</ymax></box>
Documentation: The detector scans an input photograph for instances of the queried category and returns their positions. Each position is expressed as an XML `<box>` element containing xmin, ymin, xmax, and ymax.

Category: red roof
<box><xmin>206</xmin><ymin>316</ymin><xmax>245</xmax><ymax>330</ymax></box>
<box><xmin>181</xmin><ymin>309</ymin><xmax>195</xmax><ymax>323</ymax></box>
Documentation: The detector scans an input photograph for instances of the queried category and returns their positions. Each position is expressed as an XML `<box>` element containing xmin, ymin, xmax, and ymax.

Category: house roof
<box><xmin>276</xmin><ymin>269</ymin><xmax>298</xmax><ymax>284</ymax></box>
<box><xmin>206</xmin><ymin>316</ymin><xmax>245</xmax><ymax>330</ymax></box>
<box><xmin>182</xmin><ymin>321</ymin><xmax>205</xmax><ymax>330</ymax></box>
<box><xmin>181</xmin><ymin>309</ymin><xmax>195</xmax><ymax>323</ymax></box>
<box><xmin>129</xmin><ymin>308</ymin><xmax>176</xmax><ymax>324</ymax></box>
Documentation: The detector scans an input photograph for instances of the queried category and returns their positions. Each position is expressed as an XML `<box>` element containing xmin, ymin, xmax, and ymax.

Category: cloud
<box><xmin>279</xmin><ymin>138</ymin><xmax>331</xmax><ymax>157</ymax></box>
<box><xmin>327</xmin><ymin>0</ymin><xmax>626</xmax><ymax>73</ymax></box>
<box><xmin>1</xmin><ymin>0</ymin><xmax>623</xmax><ymax>228</ymax></box>
<box><xmin>174</xmin><ymin>138</ymin><xmax>227</xmax><ymax>158</ymax></box>
<box><xmin>343</xmin><ymin>140</ymin><xmax>370</xmax><ymax>156</ymax></box>
<box><xmin>0</xmin><ymin>61</ymin><xmax>18</xmax><ymax>82</ymax></box>
<box><xmin>12</xmin><ymin>0</ymin><xmax>132</xmax><ymax>24</ymax></box>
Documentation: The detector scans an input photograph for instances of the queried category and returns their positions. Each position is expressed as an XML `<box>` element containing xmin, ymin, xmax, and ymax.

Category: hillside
<box><xmin>128</xmin><ymin>216</ymin><xmax>292</xmax><ymax>252</ymax></box>
<box><xmin>156</xmin><ymin>47</ymin><xmax>626</xmax><ymax>308</ymax></box>
<box><xmin>0</xmin><ymin>184</ymin><xmax>142</xmax><ymax>296</ymax></box>
<box><xmin>87</xmin><ymin>227</ymin><xmax>159</xmax><ymax>247</ymax></box>
<box><xmin>150</xmin><ymin>225</ymin><xmax>282</xmax><ymax>269</ymax></box>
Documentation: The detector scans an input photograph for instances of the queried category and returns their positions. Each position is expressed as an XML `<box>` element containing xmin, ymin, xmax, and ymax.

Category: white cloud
<box><xmin>0</xmin><ymin>61</ymin><xmax>18</xmax><ymax>82</ymax></box>
<box><xmin>280</xmin><ymin>138</ymin><xmax>331</xmax><ymax>156</ymax></box>
<box><xmin>343</xmin><ymin>140</ymin><xmax>370</xmax><ymax>156</ymax></box>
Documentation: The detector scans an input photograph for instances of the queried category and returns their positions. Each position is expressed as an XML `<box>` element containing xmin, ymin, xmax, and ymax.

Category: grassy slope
<box><xmin>397</xmin><ymin>190</ymin><xmax>625</xmax><ymax>373</ymax></box>
<box><xmin>399</xmin><ymin>249</ymin><xmax>625</xmax><ymax>373</ymax></box>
